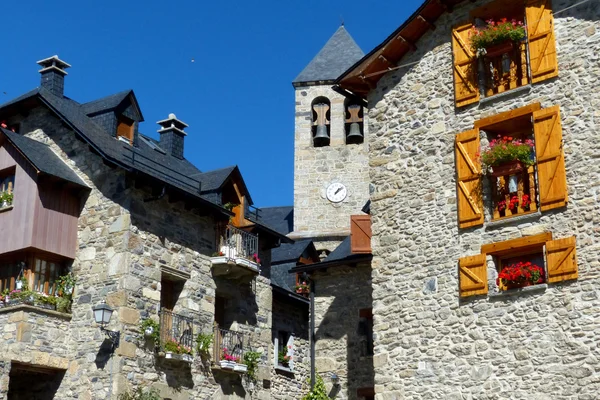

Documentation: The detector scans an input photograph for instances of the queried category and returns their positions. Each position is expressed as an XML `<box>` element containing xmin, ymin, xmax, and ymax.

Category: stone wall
<box><xmin>271</xmin><ymin>293</ymin><xmax>310</xmax><ymax>399</ymax></box>
<box><xmin>312</xmin><ymin>264</ymin><xmax>374</xmax><ymax>400</ymax></box>
<box><xmin>293</xmin><ymin>85</ymin><xmax>370</xmax><ymax>250</ymax></box>
<box><xmin>0</xmin><ymin>106</ymin><xmax>292</xmax><ymax>399</ymax></box>
<box><xmin>367</xmin><ymin>1</ymin><xmax>600</xmax><ymax>398</ymax></box>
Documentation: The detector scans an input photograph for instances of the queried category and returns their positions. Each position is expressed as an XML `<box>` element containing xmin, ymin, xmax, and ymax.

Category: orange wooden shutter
<box><xmin>546</xmin><ymin>236</ymin><xmax>577</xmax><ymax>283</ymax></box>
<box><xmin>455</xmin><ymin>129</ymin><xmax>483</xmax><ymax>229</ymax></box>
<box><xmin>350</xmin><ymin>215</ymin><xmax>372</xmax><ymax>254</ymax></box>
<box><xmin>526</xmin><ymin>0</ymin><xmax>558</xmax><ymax>84</ymax></box>
<box><xmin>533</xmin><ymin>106</ymin><xmax>567</xmax><ymax>211</ymax></box>
<box><xmin>451</xmin><ymin>22</ymin><xmax>479</xmax><ymax>108</ymax></box>
<box><xmin>459</xmin><ymin>254</ymin><xmax>487</xmax><ymax>297</ymax></box>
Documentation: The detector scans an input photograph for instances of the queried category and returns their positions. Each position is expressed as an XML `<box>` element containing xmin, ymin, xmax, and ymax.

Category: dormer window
<box><xmin>116</xmin><ymin>115</ymin><xmax>134</xmax><ymax>145</ymax></box>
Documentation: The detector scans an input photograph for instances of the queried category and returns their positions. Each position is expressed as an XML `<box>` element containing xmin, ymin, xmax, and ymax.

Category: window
<box><xmin>455</xmin><ymin>103</ymin><xmax>567</xmax><ymax>228</ymax></box>
<box><xmin>0</xmin><ymin>169</ymin><xmax>15</xmax><ymax>208</ymax></box>
<box><xmin>274</xmin><ymin>331</ymin><xmax>294</xmax><ymax>370</ymax></box>
<box><xmin>459</xmin><ymin>233</ymin><xmax>578</xmax><ymax>297</ymax></box>
<box><xmin>358</xmin><ymin>308</ymin><xmax>374</xmax><ymax>357</ymax></box>
<box><xmin>116</xmin><ymin>115</ymin><xmax>135</xmax><ymax>144</ymax></box>
<box><xmin>452</xmin><ymin>0</ymin><xmax>558</xmax><ymax>107</ymax></box>
<box><xmin>0</xmin><ymin>262</ymin><xmax>21</xmax><ymax>292</ymax></box>
<box><xmin>32</xmin><ymin>258</ymin><xmax>64</xmax><ymax>295</ymax></box>
<box><xmin>344</xmin><ymin>99</ymin><xmax>364</xmax><ymax>145</ymax></box>
<box><xmin>312</xmin><ymin>97</ymin><xmax>330</xmax><ymax>147</ymax></box>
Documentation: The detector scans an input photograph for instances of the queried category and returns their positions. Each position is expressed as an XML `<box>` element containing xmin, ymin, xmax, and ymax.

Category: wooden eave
<box><xmin>336</xmin><ymin>0</ymin><xmax>468</xmax><ymax>98</ymax></box>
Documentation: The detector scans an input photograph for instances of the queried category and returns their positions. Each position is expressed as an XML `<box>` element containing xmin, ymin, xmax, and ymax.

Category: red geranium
<box><xmin>497</xmin><ymin>261</ymin><xmax>544</xmax><ymax>289</ymax></box>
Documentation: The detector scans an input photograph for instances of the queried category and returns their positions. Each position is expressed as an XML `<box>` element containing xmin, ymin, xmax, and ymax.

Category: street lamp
<box><xmin>331</xmin><ymin>372</ymin><xmax>340</xmax><ymax>387</ymax></box>
<box><xmin>92</xmin><ymin>301</ymin><xmax>120</xmax><ymax>348</ymax></box>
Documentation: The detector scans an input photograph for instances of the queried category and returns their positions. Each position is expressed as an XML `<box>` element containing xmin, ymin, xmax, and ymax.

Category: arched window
<box><xmin>344</xmin><ymin>98</ymin><xmax>364</xmax><ymax>145</ymax></box>
<box><xmin>311</xmin><ymin>97</ymin><xmax>330</xmax><ymax>147</ymax></box>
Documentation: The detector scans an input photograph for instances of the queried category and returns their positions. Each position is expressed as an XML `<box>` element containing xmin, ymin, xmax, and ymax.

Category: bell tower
<box><xmin>290</xmin><ymin>26</ymin><xmax>370</xmax><ymax>255</ymax></box>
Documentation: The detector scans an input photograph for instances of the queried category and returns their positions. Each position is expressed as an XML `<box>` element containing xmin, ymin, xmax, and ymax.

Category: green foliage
<box><xmin>1</xmin><ymin>191</ymin><xmax>13</xmax><ymax>206</ymax></box>
<box><xmin>56</xmin><ymin>296</ymin><xmax>72</xmax><ymax>313</ymax></box>
<box><xmin>56</xmin><ymin>273</ymin><xmax>76</xmax><ymax>297</ymax></box>
<box><xmin>163</xmin><ymin>338</ymin><xmax>192</xmax><ymax>355</ymax></box>
<box><xmin>470</xmin><ymin>18</ymin><xmax>526</xmax><ymax>54</ymax></box>
<box><xmin>117</xmin><ymin>387</ymin><xmax>161</xmax><ymax>400</ymax></box>
<box><xmin>242</xmin><ymin>350</ymin><xmax>261</xmax><ymax>381</ymax></box>
<box><xmin>34</xmin><ymin>293</ymin><xmax>57</xmax><ymax>306</ymax></box>
<box><xmin>140</xmin><ymin>319</ymin><xmax>160</xmax><ymax>345</ymax></box>
<box><xmin>480</xmin><ymin>135</ymin><xmax>535</xmax><ymax>172</ymax></box>
<box><xmin>278</xmin><ymin>347</ymin><xmax>290</xmax><ymax>367</ymax></box>
<box><xmin>196</xmin><ymin>332</ymin><xmax>213</xmax><ymax>354</ymax></box>
<box><xmin>302</xmin><ymin>374</ymin><xmax>330</xmax><ymax>400</ymax></box>
<box><xmin>223</xmin><ymin>202</ymin><xmax>238</xmax><ymax>211</ymax></box>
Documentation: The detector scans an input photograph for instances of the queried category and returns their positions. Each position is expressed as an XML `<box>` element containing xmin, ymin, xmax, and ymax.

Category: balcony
<box><xmin>491</xmin><ymin>165</ymin><xmax>538</xmax><ymax>220</ymax></box>
<box><xmin>158</xmin><ymin>308</ymin><xmax>194</xmax><ymax>363</ymax></box>
<box><xmin>480</xmin><ymin>42</ymin><xmax>529</xmax><ymax>98</ymax></box>
<box><xmin>211</xmin><ymin>225</ymin><xmax>260</xmax><ymax>278</ymax></box>
<box><xmin>213</xmin><ymin>325</ymin><xmax>248</xmax><ymax>373</ymax></box>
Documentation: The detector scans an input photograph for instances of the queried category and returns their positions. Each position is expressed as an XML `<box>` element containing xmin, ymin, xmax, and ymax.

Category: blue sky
<box><xmin>1</xmin><ymin>0</ymin><xmax>423</xmax><ymax>207</ymax></box>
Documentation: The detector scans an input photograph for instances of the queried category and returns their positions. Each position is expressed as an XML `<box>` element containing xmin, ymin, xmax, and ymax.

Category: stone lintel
<box><xmin>160</xmin><ymin>265</ymin><xmax>191</xmax><ymax>281</ymax></box>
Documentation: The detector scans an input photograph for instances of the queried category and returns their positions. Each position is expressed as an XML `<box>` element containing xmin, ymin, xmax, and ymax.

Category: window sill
<box><xmin>480</xmin><ymin>85</ymin><xmax>532</xmax><ymax>105</ymax></box>
<box><xmin>275</xmin><ymin>365</ymin><xmax>294</xmax><ymax>374</ymax></box>
<box><xmin>487</xmin><ymin>210</ymin><xmax>541</xmax><ymax>229</ymax></box>
<box><xmin>0</xmin><ymin>204</ymin><xmax>13</xmax><ymax>213</ymax></box>
<box><xmin>0</xmin><ymin>303</ymin><xmax>72</xmax><ymax>320</ymax></box>
<box><xmin>489</xmin><ymin>283</ymin><xmax>547</xmax><ymax>299</ymax></box>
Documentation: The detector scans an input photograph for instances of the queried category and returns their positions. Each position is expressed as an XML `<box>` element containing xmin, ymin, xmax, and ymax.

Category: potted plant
<box><xmin>196</xmin><ymin>332</ymin><xmax>212</xmax><ymax>357</ymax></box>
<box><xmin>497</xmin><ymin>261</ymin><xmax>545</xmax><ymax>290</ymax></box>
<box><xmin>470</xmin><ymin>18</ymin><xmax>527</xmax><ymax>57</ymax></box>
<box><xmin>521</xmin><ymin>194</ymin><xmax>532</xmax><ymax>211</ymax></box>
<box><xmin>251</xmin><ymin>253</ymin><xmax>260</xmax><ymax>265</ymax></box>
<box><xmin>163</xmin><ymin>338</ymin><xmax>193</xmax><ymax>362</ymax></box>
<box><xmin>0</xmin><ymin>192</ymin><xmax>13</xmax><ymax>208</ymax></box>
<box><xmin>220</xmin><ymin>348</ymin><xmax>239</xmax><ymax>369</ymax></box>
<box><xmin>481</xmin><ymin>135</ymin><xmax>535</xmax><ymax>177</ymax></box>
<box><xmin>508</xmin><ymin>195</ymin><xmax>519</xmax><ymax>213</ymax></box>
<box><xmin>295</xmin><ymin>282</ymin><xmax>310</xmax><ymax>297</ymax></box>
<box><xmin>278</xmin><ymin>347</ymin><xmax>291</xmax><ymax>368</ymax></box>
<box><xmin>243</xmin><ymin>350</ymin><xmax>261</xmax><ymax>380</ymax></box>
<box><xmin>223</xmin><ymin>202</ymin><xmax>238</xmax><ymax>212</ymax></box>
<box><xmin>140</xmin><ymin>319</ymin><xmax>160</xmax><ymax>347</ymax></box>
<box><xmin>34</xmin><ymin>292</ymin><xmax>57</xmax><ymax>310</ymax></box>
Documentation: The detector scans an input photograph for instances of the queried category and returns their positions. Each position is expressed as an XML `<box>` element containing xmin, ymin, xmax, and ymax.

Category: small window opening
<box><xmin>0</xmin><ymin>167</ymin><xmax>16</xmax><ymax>208</ymax></box>
<box><xmin>116</xmin><ymin>115</ymin><xmax>135</xmax><ymax>145</ymax></box>
<box><xmin>358</xmin><ymin>308</ymin><xmax>374</xmax><ymax>356</ymax></box>
<box><xmin>496</xmin><ymin>250</ymin><xmax>546</xmax><ymax>291</ymax></box>
<box><xmin>344</xmin><ymin>99</ymin><xmax>364</xmax><ymax>145</ymax></box>
<box><xmin>311</xmin><ymin>97</ymin><xmax>331</xmax><ymax>147</ymax></box>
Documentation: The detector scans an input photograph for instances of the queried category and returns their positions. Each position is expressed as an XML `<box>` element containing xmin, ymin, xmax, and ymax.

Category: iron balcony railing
<box><xmin>217</xmin><ymin>225</ymin><xmax>259</xmax><ymax>262</ymax></box>
<box><xmin>213</xmin><ymin>325</ymin><xmax>247</xmax><ymax>365</ymax></box>
<box><xmin>159</xmin><ymin>308</ymin><xmax>194</xmax><ymax>354</ymax></box>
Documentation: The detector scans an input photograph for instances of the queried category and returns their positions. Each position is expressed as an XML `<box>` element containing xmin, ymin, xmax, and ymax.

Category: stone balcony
<box><xmin>210</xmin><ymin>225</ymin><xmax>260</xmax><ymax>279</ymax></box>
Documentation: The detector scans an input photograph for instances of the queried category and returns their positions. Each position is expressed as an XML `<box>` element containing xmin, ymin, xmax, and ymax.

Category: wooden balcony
<box><xmin>481</xmin><ymin>41</ymin><xmax>529</xmax><ymax>98</ymax></box>
<box><xmin>491</xmin><ymin>165</ymin><xmax>537</xmax><ymax>220</ymax></box>
<box><xmin>211</xmin><ymin>225</ymin><xmax>260</xmax><ymax>279</ymax></box>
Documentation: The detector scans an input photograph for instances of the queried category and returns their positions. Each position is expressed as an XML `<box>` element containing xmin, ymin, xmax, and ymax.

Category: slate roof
<box><xmin>80</xmin><ymin>90</ymin><xmax>136</xmax><ymax>116</ymax></box>
<box><xmin>293</xmin><ymin>26</ymin><xmax>364</xmax><ymax>85</ymax></box>
<box><xmin>0</xmin><ymin>87</ymin><xmax>223</xmax><ymax>213</ymax></box>
<box><xmin>272</xmin><ymin>239</ymin><xmax>313</xmax><ymax>264</ymax></box>
<box><xmin>1</xmin><ymin>128</ymin><xmax>89</xmax><ymax>188</ymax></box>
<box><xmin>289</xmin><ymin>235</ymin><xmax>372</xmax><ymax>274</ymax></box>
<box><xmin>254</xmin><ymin>206</ymin><xmax>294</xmax><ymax>236</ymax></box>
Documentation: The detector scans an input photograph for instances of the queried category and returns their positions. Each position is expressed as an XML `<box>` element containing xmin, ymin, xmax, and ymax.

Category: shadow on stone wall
<box><xmin>7</xmin><ymin>362</ymin><xmax>66</xmax><ymax>400</ymax></box>
<box><xmin>213</xmin><ymin>370</ymin><xmax>247</xmax><ymax>397</ymax></box>
<box><xmin>155</xmin><ymin>357</ymin><xmax>194</xmax><ymax>390</ymax></box>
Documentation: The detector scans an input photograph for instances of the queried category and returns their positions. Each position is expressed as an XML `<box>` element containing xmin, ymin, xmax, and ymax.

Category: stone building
<box><xmin>0</xmin><ymin>56</ymin><xmax>309</xmax><ymax>399</ymax></box>
<box><xmin>334</xmin><ymin>0</ymin><xmax>600</xmax><ymax>398</ymax></box>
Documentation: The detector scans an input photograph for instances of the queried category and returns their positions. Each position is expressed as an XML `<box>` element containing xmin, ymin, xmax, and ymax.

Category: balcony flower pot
<box><xmin>144</xmin><ymin>326</ymin><xmax>155</xmax><ymax>338</ymax></box>
<box><xmin>220</xmin><ymin>360</ymin><xmax>235</xmax><ymax>369</ymax></box>
<box><xmin>233</xmin><ymin>363</ymin><xmax>247</xmax><ymax>373</ymax></box>
<box><xmin>483</xmin><ymin>40</ymin><xmax>514</xmax><ymax>58</ymax></box>
<box><xmin>182</xmin><ymin>354</ymin><xmax>193</xmax><ymax>363</ymax></box>
<box><xmin>490</xmin><ymin>160</ymin><xmax>525</xmax><ymax>177</ymax></box>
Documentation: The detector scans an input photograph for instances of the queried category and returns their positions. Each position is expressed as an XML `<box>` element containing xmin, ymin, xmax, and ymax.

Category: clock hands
<box><xmin>335</xmin><ymin>187</ymin><xmax>342</xmax><ymax>195</ymax></box>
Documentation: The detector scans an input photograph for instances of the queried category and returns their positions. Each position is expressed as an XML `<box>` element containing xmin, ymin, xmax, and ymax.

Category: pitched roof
<box><xmin>293</xmin><ymin>26</ymin><xmax>364</xmax><ymax>86</ymax></box>
<box><xmin>1</xmin><ymin>128</ymin><xmax>89</xmax><ymax>188</ymax></box>
<box><xmin>289</xmin><ymin>235</ymin><xmax>372</xmax><ymax>274</ymax></box>
<box><xmin>0</xmin><ymin>87</ymin><xmax>225</xmax><ymax>214</ymax></box>
<box><xmin>271</xmin><ymin>239</ymin><xmax>313</xmax><ymax>264</ymax></box>
<box><xmin>254</xmin><ymin>206</ymin><xmax>294</xmax><ymax>236</ymax></box>
<box><xmin>196</xmin><ymin>166</ymin><xmax>237</xmax><ymax>192</ymax></box>
<box><xmin>80</xmin><ymin>90</ymin><xmax>136</xmax><ymax>116</ymax></box>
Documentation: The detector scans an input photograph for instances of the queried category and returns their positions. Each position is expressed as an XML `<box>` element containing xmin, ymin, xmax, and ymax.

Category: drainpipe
<box><xmin>304</xmin><ymin>272</ymin><xmax>316</xmax><ymax>390</ymax></box>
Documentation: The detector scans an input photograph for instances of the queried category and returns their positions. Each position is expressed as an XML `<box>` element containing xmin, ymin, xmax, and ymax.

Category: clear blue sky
<box><xmin>1</xmin><ymin>0</ymin><xmax>423</xmax><ymax>207</ymax></box>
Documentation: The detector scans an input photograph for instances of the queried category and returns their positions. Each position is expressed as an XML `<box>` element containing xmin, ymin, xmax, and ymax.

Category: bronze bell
<box><xmin>346</xmin><ymin>122</ymin><xmax>363</xmax><ymax>144</ymax></box>
<box><xmin>313</xmin><ymin>124</ymin><xmax>330</xmax><ymax>145</ymax></box>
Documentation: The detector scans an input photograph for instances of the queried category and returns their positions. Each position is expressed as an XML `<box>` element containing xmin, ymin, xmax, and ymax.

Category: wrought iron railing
<box><xmin>216</xmin><ymin>225</ymin><xmax>259</xmax><ymax>262</ymax></box>
<box><xmin>213</xmin><ymin>325</ymin><xmax>247</xmax><ymax>364</ymax></box>
<box><xmin>244</xmin><ymin>204</ymin><xmax>262</xmax><ymax>222</ymax></box>
<box><xmin>491</xmin><ymin>166</ymin><xmax>538</xmax><ymax>220</ymax></box>
<box><xmin>159</xmin><ymin>308</ymin><xmax>194</xmax><ymax>353</ymax></box>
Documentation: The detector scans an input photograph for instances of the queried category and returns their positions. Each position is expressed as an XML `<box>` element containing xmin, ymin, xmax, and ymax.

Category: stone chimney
<box><xmin>157</xmin><ymin>113</ymin><xmax>188</xmax><ymax>159</ymax></box>
<box><xmin>37</xmin><ymin>55</ymin><xmax>71</xmax><ymax>97</ymax></box>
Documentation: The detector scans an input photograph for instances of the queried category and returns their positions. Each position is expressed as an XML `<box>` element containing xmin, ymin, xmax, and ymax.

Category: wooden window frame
<box><xmin>32</xmin><ymin>258</ymin><xmax>65</xmax><ymax>295</ymax></box>
<box><xmin>116</xmin><ymin>115</ymin><xmax>135</xmax><ymax>145</ymax></box>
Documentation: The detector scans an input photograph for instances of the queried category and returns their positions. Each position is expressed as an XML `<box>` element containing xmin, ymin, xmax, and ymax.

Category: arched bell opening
<box><xmin>344</xmin><ymin>98</ymin><xmax>364</xmax><ymax>145</ymax></box>
<box><xmin>311</xmin><ymin>97</ymin><xmax>331</xmax><ymax>147</ymax></box>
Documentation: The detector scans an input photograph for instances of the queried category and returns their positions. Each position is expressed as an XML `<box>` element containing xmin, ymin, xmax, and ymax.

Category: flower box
<box><xmin>484</xmin><ymin>40</ymin><xmax>514</xmax><ymax>58</ymax></box>
<box><xmin>35</xmin><ymin>302</ymin><xmax>57</xmax><ymax>311</ymax></box>
<box><xmin>491</xmin><ymin>160</ymin><xmax>525</xmax><ymax>177</ymax></box>
<box><xmin>233</xmin><ymin>363</ymin><xmax>247</xmax><ymax>373</ymax></box>
<box><xmin>220</xmin><ymin>360</ymin><xmax>236</xmax><ymax>369</ymax></box>
<box><xmin>181</xmin><ymin>354</ymin><xmax>193</xmax><ymax>363</ymax></box>
<box><xmin>164</xmin><ymin>352</ymin><xmax>193</xmax><ymax>362</ymax></box>
<box><xmin>497</xmin><ymin>261</ymin><xmax>545</xmax><ymax>290</ymax></box>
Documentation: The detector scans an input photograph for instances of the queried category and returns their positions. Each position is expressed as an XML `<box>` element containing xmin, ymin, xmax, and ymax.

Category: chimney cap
<box><xmin>157</xmin><ymin>113</ymin><xmax>188</xmax><ymax>136</ymax></box>
<box><xmin>37</xmin><ymin>55</ymin><xmax>71</xmax><ymax>75</ymax></box>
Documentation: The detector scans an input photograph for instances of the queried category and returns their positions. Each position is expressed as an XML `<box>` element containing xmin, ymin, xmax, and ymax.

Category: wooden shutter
<box><xmin>455</xmin><ymin>129</ymin><xmax>483</xmax><ymax>229</ymax></box>
<box><xmin>459</xmin><ymin>254</ymin><xmax>488</xmax><ymax>297</ymax></box>
<box><xmin>351</xmin><ymin>215</ymin><xmax>372</xmax><ymax>254</ymax></box>
<box><xmin>546</xmin><ymin>236</ymin><xmax>577</xmax><ymax>283</ymax></box>
<box><xmin>451</xmin><ymin>22</ymin><xmax>479</xmax><ymax>108</ymax></box>
<box><xmin>533</xmin><ymin>106</ymin><xmax>567</xmax><ymax>211</ymax></box>
<box><xmin>526</xmin><ymin>0</ymin><xmax>558</xmax><ymax>83</ymax></box>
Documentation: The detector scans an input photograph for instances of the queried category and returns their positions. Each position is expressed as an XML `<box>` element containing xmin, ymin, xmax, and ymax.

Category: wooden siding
<box><xmin>0</xmin><ymin>139</ymin><xmax>80</xmax><ymax>259</ymax></box>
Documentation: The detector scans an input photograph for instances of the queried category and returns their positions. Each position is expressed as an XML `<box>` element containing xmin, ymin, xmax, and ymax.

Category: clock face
<box><xmin>326</xmin><ymin>182</ymin><xmax>347</xmax><ymax>203</ymax></box>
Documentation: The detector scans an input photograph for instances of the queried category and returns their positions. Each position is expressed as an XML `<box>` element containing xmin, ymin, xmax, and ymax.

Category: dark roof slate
<box><xmin>196</xmin><ymin>166</ymin><xmax>237</xmax><ymax>192</ymax></box>
<box><xmin>293</xmin><ymin>26</ymin><xmax>364</xmax><ymax>85</ymax></box>
<box><xmin>324</xmin><ymin>236</ymin><xmax>352</xmax><ymax>262</ymax></box>
<box><xmin>1</xmin><ymin>128</ymin><xmax>88</xmax><ymax>188</ymax></box>
<box><xmin>80</xmin><ymin>90</ymin><xmax>133</xmax><ymax>116</ymax></box>
<box><xmin>255</xmin><ymin>206</ymin><xmax>293</xmax><ymax>236</ymax></box>
<box><xmin>271</xmin><ymin>239</ymin><xmax>313</xmax><ymax>264</ymax></box>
